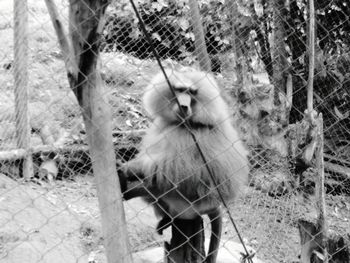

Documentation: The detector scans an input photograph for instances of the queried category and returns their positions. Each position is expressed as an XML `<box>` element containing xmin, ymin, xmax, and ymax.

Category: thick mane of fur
<box><xmin>138</xmin><ymin>120</ymin><xmax>249</xmax><ymax>204</ymax></box>
<box><xmin>121</xmin><ymin>69</ymin><xmax>249</xmax><ymax>263</ymax></box>
<box><xmin>135</xmin><ymin>69</ymin><xmax>249</xmax><ymax>205</ymax></box>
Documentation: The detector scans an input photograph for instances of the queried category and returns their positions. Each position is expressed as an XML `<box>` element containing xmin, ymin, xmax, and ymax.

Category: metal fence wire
<box><xmin>0</xmin><ymin>0</ymin><xmax>349</xmax><ymax>263</ymax></box>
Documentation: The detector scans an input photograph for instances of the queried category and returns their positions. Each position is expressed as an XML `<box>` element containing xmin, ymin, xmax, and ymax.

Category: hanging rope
<box><xmin>128</xmin><ymin>0</ymin><xmax>254</xmax><ymax>262</ymax></box>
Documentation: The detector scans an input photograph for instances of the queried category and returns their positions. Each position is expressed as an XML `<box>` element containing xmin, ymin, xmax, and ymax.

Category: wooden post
<box><xmin>44</xmin><ymin>0</ymin><xmax>77</xmax><ymax>87</ymax></box>
<box><xmin>307</xmin><ymin>0</ymin><xmax>316</xmax><ymax>113</ymax></box>
<box><xmin>300</xmin><ymin>1</ymin><xmax>328</xmax><ymax>251</ymax></box>
<box><xmin>13</xmin><ymin>0</ymin><xmax>34</xmax><ymax>179</ymax></box>
<box><xmin>315</xmin><ymin>114</ymin><xmax>328</xmax><ymax>262</ymax></box>
<box><xmin>68</xmin><ymin>2</ymin><xmax>132</xmax><ymax>262</ymax></box>
<box><xmin>188</xmin><ymin>0</ymin><xmax>211</xmax><ymax>72</ymax></box>
<box><xmin>298</xmin><ymin>115</ymin><xmax>328</xmax><ymax>263</ymax></box>
<box><xmin>226</xmin><ymin>1</ymin><xmax>250</xmax><ymax>86</ymax></box>
<box><xmin>299</xmin><ymin>219</ymin><xmax>350</xmax><ymax>262</ymax></box>
<box><xmin>44</xmin><ymin>1</ymin><xmax>132</xmax><ymax>262</ymax></box>
<box><xmin>272</xmin><ymin>0</ymin><xmax>288</xmax><ymax>103</ymax></box>
<box><xmin>299</xmin><ymin>219</ymin><xmax>323</xmax><ymax>263</ymax></box>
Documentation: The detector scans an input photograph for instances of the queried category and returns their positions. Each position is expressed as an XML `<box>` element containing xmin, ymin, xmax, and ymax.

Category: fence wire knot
<box><xmin>240</xmin><ymin>250</ymin><xmax>256</xmax><ymax>263</ymax></box>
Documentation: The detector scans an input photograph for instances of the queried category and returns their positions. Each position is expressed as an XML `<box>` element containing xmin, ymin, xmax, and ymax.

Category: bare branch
<box><xmin>307</xmin><ymin>0</ymin><xmax>315</xmax><ymax>114</ymax></box>
<box><xmin>189</xmin><ymin>0</ymin><xmax>211</xmax><ymax>72</ymax></box>
<box><xmin>44</xmin><ymin>0</ymin><xmax>78</xmax><ymax>81</ymax></box>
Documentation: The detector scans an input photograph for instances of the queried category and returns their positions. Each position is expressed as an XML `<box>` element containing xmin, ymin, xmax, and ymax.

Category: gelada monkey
<box><xmin>118</xmin><ymin>69</ymin><xmax>249</xmax><ymax>262</ymax></box>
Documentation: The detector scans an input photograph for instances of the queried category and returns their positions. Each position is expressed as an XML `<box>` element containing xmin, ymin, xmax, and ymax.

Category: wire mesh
<box><xmin>0</xmin><ymin>0</ymin><xmax>349</xmax><ymax>262</ymax></box>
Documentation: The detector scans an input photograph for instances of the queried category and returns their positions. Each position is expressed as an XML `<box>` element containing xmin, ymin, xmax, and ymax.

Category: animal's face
<box><xmin>169</xmin><ymin>85</ymin><xmax>198</xmax><ymax>122</ymax></box>
<box><xmin>143</xmin><ymin>70</ymin><xmax>229</xmax><ymax>126</ymax></box>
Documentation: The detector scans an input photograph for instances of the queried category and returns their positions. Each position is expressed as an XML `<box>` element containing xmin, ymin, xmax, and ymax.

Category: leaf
<box><xmin>221</xmin><ymin>39</ymin><xmax>229</xmax><ymax>45</ymax></box>
<box><xmin>126</xmin><ymin>120</ymin><xmax>133</xmax><ymax>127</ymax></box>
<box><xmin>151</xmin><ymin>0</ymin><xmax>168</xmax><ymax>12</ymax></box>
<box><xmin>151</xmin><ymin>32</ymin><xmax>161</xmax><ymax>42</ymax></box>
<box><xmin>151</xmin><ymin>2</ymin><xmax>162</xmax><ymax>12</ymax></box>
<box><xmin>177</xmin><ymin>17</ymin><xmax>189</xmax><ymax>31</ymax></box>
<box><xmin>334</xmin><ymin>106</ymin><xmax>349</xmax><ymax>120</ymax></box>
<box><xmin>185</xmin><ymin>32</ymin><xmax>195</xmax><ymax>41</ymax></box>
<box><xmin>161</xmin><ymin>39</ymin><xmax>171</xmax><ymax>48</ymax></box>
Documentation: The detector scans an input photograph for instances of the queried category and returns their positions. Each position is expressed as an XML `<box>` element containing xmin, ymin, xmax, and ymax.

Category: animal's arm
<box><xmin>117</xmin><ymin>158</ymin><xmax>145</xmax><ymax>181</ymax></box>
<box><xmin>206</xmin><ymin>208</ymin><xmax>222</xmax><ymax>263</ymax></box>
<box><xmin>117</xmin><ymin>159</ymin><xmax>154</xmax><ymax>201</ymax></box>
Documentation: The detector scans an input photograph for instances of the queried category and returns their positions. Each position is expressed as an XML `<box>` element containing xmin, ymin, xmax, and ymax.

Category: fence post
<box><xmin>272</xmin><ymin>0</ymin><xmax>288</xmax><ymax>103</ymax></box>
<box><xmin>68</xmin><ymin>2</ymin><xmax>132</xmax><ymax>263</ymax></box>
<box><xmin>188</xmin><ymin>0</ymin><xmax>211</xmax><ymax>72</ymax></box>
<box><xmin>13</xmin><ymin>0</ymin><xmax>33</xmax><ymax>179</ymax></box>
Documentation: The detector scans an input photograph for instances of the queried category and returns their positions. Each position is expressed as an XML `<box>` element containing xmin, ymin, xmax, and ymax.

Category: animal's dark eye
<box><xmin>176</xmin><ymin>87</ymin><xmax>187</xmax><ymax>93</ymax></box>
<box><xmin>190</xmin><ymin>89</ymin><xmax>198</xmax><ymax>96</ymax></box>
<box><xmin>191</xmin><ymin>98</ymin><xmax>197</xmax><ymax>106</ymax></box>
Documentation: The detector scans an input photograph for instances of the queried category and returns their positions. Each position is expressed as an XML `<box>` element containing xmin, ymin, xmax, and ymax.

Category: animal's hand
<box><xmin>116</xmin><ymin>159</ymin><xmax>124</xmax><ymax>169</ymax></box>
<box><xmin>116</xmin><ymin>160</ymin><xmax>128</xmax><ymax>194</ymax></box>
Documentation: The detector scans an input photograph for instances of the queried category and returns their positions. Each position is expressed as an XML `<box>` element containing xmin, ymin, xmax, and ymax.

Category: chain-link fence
<box><xmin>0</xmin><ymin>0</ymin><xmax>349</xmax><ymax>262</ymax></box>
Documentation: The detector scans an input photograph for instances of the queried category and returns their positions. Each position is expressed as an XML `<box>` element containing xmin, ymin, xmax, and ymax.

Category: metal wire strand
<box><xmin>128</xmin><ymin>0</ymin><xmax>254</xmax><ymax>261</ymax></box>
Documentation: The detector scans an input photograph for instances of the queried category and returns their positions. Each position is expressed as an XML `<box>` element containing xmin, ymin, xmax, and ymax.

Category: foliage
<box><xmin>287</xmin><ymin>1</ymin><xmax>350</xmax><ymax>151</ymax></box>
<box><xmin>246</xmin><ymin>0</ymin><xmax>350</xmax><ymax>158</ymax></box>
<box><xmin>102</xmin><ymin>0</ymin><xmax>231</xmax><ymax>68</ymax></box>
<box><xmin>102</xmin><ymin>0</ymin><xmax>350</xmax><ymax>158</ymax></box>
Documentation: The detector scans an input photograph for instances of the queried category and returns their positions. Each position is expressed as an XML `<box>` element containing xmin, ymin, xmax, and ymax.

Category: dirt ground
<box><xmin>0</xmin><ymin>173</ymin><xmax>164</xmax><ymax>263</ymax></box>
<box><xmin>0</xmin><ymin>171</ymin><xmax>300</xmax><ymax>263</ymax></box>
<box><xmin>1</xmin><ymin>170</ymin><xmax>350</xmax><ymax>263</ymax></box>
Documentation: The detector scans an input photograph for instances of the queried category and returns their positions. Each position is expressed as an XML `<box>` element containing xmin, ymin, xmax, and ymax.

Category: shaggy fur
<box><xmin>124</xmin><ymin>69</ymin><xmax>249</xmax><ymax>218</ymax></box>
<box><xmin>120</xmin><ymin>69</ymin><xmax>249</xmax><ymax>262</ymax></box>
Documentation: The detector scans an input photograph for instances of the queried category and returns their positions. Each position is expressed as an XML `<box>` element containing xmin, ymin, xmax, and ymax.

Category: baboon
<box><xmin>119</xmin><ymin>69</ymin><xmax>249</xmax><ymax>262</ymax></box>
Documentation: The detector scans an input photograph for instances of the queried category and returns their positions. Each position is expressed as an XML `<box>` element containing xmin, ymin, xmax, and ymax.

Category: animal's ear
<box><xmin>142</xmin><ymin>71</ymin><xmax>170</xmax><ymax>118</ymax></box>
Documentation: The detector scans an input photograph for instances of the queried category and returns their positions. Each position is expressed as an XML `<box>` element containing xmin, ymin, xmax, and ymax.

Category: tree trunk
<box><xmin>298</xmin><ymin>220</ymin><xmax>350</xmax><ymax>263</ymax></box>
<box><xmin>227</xmin><ymin>1</ymin><xmax>250</xmax><ymax>86</ymax></box>
<box><xmin>189</xmin><ymin>0</ymin><xmax>211</xmax><ymax>72</ymax></box>
<box><xmin>13</xmin><ymin>0</ymin><xmax>34</xmax><ymax>179</ymax></box>
<box><xmin>67</xmin><ymin>1</ymin><xmax>132</xmax><ymax>262</ymax></box>
<box><xmin>272</xmin><ymin>0</ymin><xmax>288</xmax><ymax>104</ymax></box>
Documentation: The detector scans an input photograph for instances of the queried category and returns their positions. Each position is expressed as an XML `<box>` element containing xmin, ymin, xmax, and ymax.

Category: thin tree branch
<box><xmin>188</xmin><ymin>0</ymin><xmax>211</xmax><ymax>72</ymax></box>
<box><xmin>44</xmin><ymin>0</ymin><xmax>78</xmax><ymax>90</ymax></box>
<box><xmin>307</xmin><ymin>0</ymin><xmax>315</xmax><ymax>114</ymax></box>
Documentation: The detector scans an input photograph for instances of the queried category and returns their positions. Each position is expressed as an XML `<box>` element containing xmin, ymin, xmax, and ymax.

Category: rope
<box><xmin>128</xmin><ymin>1</ymin><xmax>254</xmax><ymax>261</ymax></box>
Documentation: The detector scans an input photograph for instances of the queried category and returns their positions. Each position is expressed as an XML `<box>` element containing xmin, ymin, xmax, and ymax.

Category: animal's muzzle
<box><xmin>177</xmin><ymin>93</ymin><xmax>192</xmax><ymax>118</ymax></box>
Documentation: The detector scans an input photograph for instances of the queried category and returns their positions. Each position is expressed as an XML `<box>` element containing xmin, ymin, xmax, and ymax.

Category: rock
<box><xmin>133</xmin><ymin>239</ymin><xmax>265</xmax><ymax>263</ymax></box>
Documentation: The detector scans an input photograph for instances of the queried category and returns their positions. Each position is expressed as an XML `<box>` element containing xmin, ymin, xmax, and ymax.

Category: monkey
<box><xmin>118</xmin><ymin>69</ymin><xmax>249</xmax><ymax>263</ymax></box>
